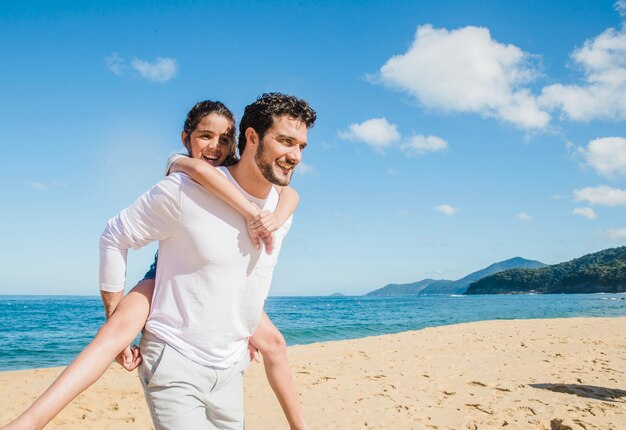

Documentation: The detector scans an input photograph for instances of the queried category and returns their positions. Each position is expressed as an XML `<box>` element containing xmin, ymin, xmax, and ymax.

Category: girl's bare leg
<box><xmin>250</xmin><ymin>311</ymin><xmax>308</xmax><ymax>430</ymax></box>
<box><xmin>2</xmin><ymin>280</ymin><xmax>154</xmax><ymax>430</ymax></box>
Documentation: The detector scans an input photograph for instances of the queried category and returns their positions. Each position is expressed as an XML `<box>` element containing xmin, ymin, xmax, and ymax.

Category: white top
<box><xmin>99</xmin><ymin>168</ymin><xmax>291</xmax><ymax>368</ymax></box>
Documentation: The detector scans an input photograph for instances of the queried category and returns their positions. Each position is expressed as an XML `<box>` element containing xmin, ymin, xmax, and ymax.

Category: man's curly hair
<box><xmin>238</xmin><ymin>93</ymin><xmax>317</xmax><ymax>155</ymax></box>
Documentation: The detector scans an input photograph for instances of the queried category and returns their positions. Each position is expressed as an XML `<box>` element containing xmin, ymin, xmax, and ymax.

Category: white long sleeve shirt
<box><xmin>99</xmin><ymin>168</ymin><xmax>291</xmax><ymax>368</ymax></box>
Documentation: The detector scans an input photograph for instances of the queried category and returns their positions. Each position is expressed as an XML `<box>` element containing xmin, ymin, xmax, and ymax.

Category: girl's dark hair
<box><xmin>238</xmin><ymin>93</ymin><xmax>316</xmax><ymax>155</ymax></box>
<box><xmin>183</xmin><ymin>100</ymin><xmax>239</xmax><ymax>166</ymax></box>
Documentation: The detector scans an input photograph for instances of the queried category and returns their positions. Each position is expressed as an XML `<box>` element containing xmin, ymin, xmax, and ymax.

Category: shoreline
<box><xmin>2</xmin><ymin>317</ymin><xmax>625</xmax><ymax>429</ymax></box>
<box><xmin>2</xmin><ymin>312</ymin><xmax>626</xmax><ymax>374</ymax></box>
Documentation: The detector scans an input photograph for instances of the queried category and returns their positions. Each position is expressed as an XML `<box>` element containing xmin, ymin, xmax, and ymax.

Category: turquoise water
<box><xmin>1</xmin><ymin>294</ymin><xmax>625</xmax><ymax>371</ymax></box>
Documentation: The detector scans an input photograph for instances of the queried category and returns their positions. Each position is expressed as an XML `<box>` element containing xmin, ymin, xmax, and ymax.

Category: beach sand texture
<box><xmin>1</xmin><ymin>317</ymin><xmax>624</xmax><ymax>429</ymax></box>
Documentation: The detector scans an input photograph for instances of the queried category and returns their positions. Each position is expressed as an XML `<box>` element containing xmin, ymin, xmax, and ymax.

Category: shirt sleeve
<box><xmin>99</xmin><ymin>174</ymin><xmax>183</xmax><ymax>292</ymax></box>
<box><xmin>165</xmin><ymin>153</ymin><xmax>188</xmax><ymax>176</ymax></box>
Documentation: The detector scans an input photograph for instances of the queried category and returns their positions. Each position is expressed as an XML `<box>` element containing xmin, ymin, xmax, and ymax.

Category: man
<box><xmin>99</xmin><ymin>93</ymin><xmax>316</xmax><ymax>429</ymax></box>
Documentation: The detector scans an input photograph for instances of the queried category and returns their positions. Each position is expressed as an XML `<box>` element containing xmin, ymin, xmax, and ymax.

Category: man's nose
<box><xmin>287</xmin><ymin>147</ymin><xmax>302</xmax><ymax>164</ymax></box>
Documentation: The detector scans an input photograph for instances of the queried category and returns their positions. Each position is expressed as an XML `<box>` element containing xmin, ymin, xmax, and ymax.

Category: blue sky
<box><xmin>1</xmin><ymin>0</ymin><xmax>626</xmax><ymax>296</ymax></box>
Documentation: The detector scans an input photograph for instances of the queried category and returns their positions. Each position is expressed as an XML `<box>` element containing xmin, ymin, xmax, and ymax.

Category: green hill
<box><xmin>366</xmin><ymin>279</ymin><xmax>441</xmax><ymax>296</ymax></box>
<box><xmin>419</xmin><ymin>257</ymin><xmax>546</xmax><ymax>295</ymax></box>
<box><xmin>366</xmin><ymin>257</ymin><xmax>546</xmax><ymax>296</ymax></box>
<box><xmin>465</xmin><ymin>247</ymin><xmax>626</xmax><ymax>295</ymax></box>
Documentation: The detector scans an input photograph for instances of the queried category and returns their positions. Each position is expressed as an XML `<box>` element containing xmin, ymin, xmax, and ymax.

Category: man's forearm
<box><xmin>100</xmin><ymin>290</ymin><xmax>123</xmax><ymax>319</ymax></box>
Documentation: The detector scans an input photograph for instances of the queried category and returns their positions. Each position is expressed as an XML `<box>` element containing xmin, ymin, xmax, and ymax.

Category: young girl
<box><xmin>3</xmin><ymin>100</ymin><xmax>308</xmax><ymax>430</ymax></box>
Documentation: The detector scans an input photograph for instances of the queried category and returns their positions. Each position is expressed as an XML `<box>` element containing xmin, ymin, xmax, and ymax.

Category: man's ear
<box><xmin>245</xmin><ymin>127</ymin><xmax>259</xmax><ymax>148</ymax></box>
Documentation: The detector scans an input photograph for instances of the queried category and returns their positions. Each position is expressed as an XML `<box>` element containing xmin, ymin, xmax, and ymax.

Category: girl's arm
<box><xmin>168</xmin><ymin>157</ymin><xmax>270</xmax><ymax>249</ymax></box>
<box><xmin>169</xmin><ymin>157</ymin><xmax>300</xmax><ymax>251</ymax></box>
<box><xmin>168</xmin><ymin>156</ymin><xmax>259</xmax><ymax>222</ymax></box>
<box><xmin>274</xmin><ymin>186</ymin><xmax>300</xmax><ymax>226</ymax></box>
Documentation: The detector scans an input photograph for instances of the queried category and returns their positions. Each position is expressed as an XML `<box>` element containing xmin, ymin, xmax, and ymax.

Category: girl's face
<box><xmin>183</xmin><ymin>112</ymin><xmax>234</xmax><ymax>166</ymax></box>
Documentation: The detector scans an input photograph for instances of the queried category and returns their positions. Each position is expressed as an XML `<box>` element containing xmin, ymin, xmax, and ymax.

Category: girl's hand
<box><xmin>247</xmin><ymin>211</ymin><xmax>276</xmax><ymax>254</ymax></box>
<box><xmin>250</xmin><ymin>211</ymin><xmax>279</xmax><ymax>235</ymax></box>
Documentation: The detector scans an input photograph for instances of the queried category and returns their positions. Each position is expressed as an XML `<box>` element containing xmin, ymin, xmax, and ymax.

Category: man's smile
<box><xmin>275</xmin><ymin>160</ymin><xmax>296</xmax><ymax>174</ymax></box>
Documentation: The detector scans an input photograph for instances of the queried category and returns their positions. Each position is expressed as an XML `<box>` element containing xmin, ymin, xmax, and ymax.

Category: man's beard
<box><xmin>254</xmin><ymin>139</ymin><xmax>293</xmax><ymax>186</ymax></box>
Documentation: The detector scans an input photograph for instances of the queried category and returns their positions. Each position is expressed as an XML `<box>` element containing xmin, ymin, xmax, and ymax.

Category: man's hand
<box><xmin>248</xmin><ymin>339</ymin><xmax>262</xmax><ymax>363</ymax></box>
<box><xmin>115</xmin><ymin>344</ymin><xmax>142</xmax><ymax>371</ymax></box>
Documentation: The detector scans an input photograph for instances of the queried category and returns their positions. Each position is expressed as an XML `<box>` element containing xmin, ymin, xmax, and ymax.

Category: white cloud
<box><xmin>516</xmin><ymin>212</ymin><xmax>533</xmax><ymax>222</ymax></box>
<box><xmin>573</xmin><ymin>185</ymin><xmax>626</xmax><ymax>206</ymax></box>
<box><xmin>378</xmin><ymin>25</ymin><xmax>549</xmax><ymax>129</ymax></box>
<box><xmin>296</xmin><ymin>162</ymin><xmax>314</xmax><ymax>175</ymax></box>
<box><xmin>616</xmin><ymin>0</ymin><xmax>626</xmax><ymax>17</ymax></box>
<box><xmin>28</xmin><ymin>181</ymin><xmax>64</xmax><ymax>191</ymax></box>
<box><xmin>339</xmin><ymin>118</ymin><xmax>400</xmax><ymax>152</ymax></box>
<box><xmin>131</xmin><ymin>57</ymin><xmax>179</xmax><ymax>83</ymax></box>
<box><xmin>602</xmin><ymin>227</ymin><xmax>626</xmax><ymax>240</ymax></box>
<box><xmin>551</xmin><ymin>194</ymin><xmax>570</xmax><ymax>200</ymax></box>
<box><xmin>28</xmin><ymin>182</ymin><xmax>47</xmax><ymax>190</ymax></box>
<box><xmin>436</xmin><ymin>204</ymin><xmax>458</xmax><ymax>216</ymax></box>
<box><xmin>402</xmin><ymin>134</ymin><xmax>448</xmax><ymax>156</ymax></box>
<box><xmin>577</xmin><ymin>137</ymin><xmax>626</xmax><ymax>179</ymax></box>
<box><xmin>339</xmin><ymin>118</ymin><xmax>448</xmax><ymax>158</ymax></box>
<box><xmin>105</xmin><ymin>54</ymin><xmax>179</xmax><ymax>83</ymax></box>
<box><xmin>572</xmin><ymin>207</ymin><xmax>597</xmax><ymax>220</ymax></box>
<box><xmin>539</xmin><ymin>26</ymin><xmax>626</xmax><ymax>121</ymax></box>
<box><xmin>105</xmin><ymin>52</ymin><xmax>125</xmax><ymax>76</ymax></box>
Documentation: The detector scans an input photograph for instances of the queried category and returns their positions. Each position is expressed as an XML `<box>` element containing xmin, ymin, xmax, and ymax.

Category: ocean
<box><xmin>1</xmin><ymin>294</ymin><xmax>625</xmax><ymax>372</ymax></box>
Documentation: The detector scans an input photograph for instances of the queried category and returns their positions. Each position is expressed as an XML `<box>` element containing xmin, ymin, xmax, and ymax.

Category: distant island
<box><xmin>366</xmin><ymin>257</ymin><xmax>547</xmax><ymax>296</ymax></box>
<box><xmin>466</xmin><ymin>246</ymin><xmax>626</xmax><ymax>295</ymax></box>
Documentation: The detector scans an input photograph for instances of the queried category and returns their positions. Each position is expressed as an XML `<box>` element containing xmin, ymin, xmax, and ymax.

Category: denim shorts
<box><xmin>140</xmin><ymin>252</ymin><xmax>159</xmax><ymax>282</ymax></box>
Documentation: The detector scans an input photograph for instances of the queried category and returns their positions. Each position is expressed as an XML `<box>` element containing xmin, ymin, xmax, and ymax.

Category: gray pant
<box><xmin>139</xmin><ymin>332</ymin><xmax>250</xmax><ymax>430</ymax></box>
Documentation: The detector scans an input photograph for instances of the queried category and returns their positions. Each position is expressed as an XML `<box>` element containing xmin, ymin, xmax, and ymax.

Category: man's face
<box><xmin>183</xmin><ymin>113</ymin><xmax>233</xmax><ymax>166</ymax></box>
<box><xmin>254</xmin><ymin>115</ymin><xmax>308</xmax><ymax>186</ymax></box>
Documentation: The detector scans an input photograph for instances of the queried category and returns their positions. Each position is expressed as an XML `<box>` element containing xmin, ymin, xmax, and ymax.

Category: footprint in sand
<box><xmin>366</xmin><ymin>374</ymin><xmax>386</xmax><ymax>380</ymax></box>
<box><xmin>465</xmin><ymin>403</ymin><xmax>493</xmax><ymax>415</ymax></box>
<box><xmin>518</xmin><ymin>405</ymin><xmax>537</xmax><ymax>416</ymax></box>
<box><xmin>550</xmin><ymin>418</ymin><xmax>573</xmax><ymax>430</ymax></box>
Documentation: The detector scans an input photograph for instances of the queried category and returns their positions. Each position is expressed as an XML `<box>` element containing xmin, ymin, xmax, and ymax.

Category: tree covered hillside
<box><xmin>465</xmin><ymin>247</ymin><xmax>626</xmax><ymax>294</ymax></box>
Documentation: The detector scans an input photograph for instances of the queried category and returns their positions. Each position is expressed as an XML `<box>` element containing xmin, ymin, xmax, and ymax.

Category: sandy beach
<box><xmin>1</xmin><ymin>317</ymin><xmax>624</xmax><ymax>429</ymax></box>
